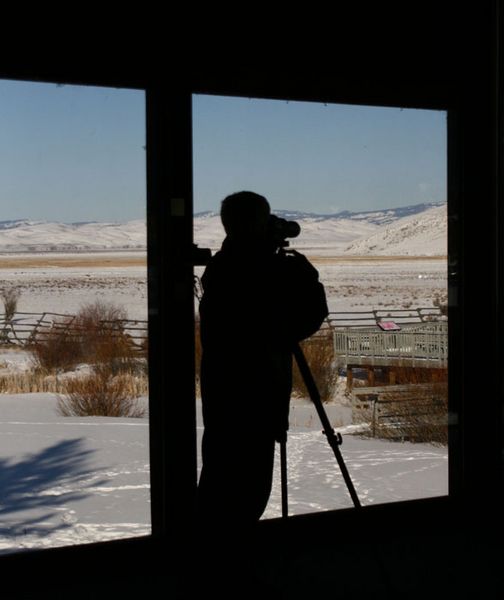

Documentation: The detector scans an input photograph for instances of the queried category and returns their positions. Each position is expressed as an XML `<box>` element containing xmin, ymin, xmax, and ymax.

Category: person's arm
<box><xmin>278</xmin><ymin>250</ymin><xmax>329</xmax><ymax>343</ymax></box>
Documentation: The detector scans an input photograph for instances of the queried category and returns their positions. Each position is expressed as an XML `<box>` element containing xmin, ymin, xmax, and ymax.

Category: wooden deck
<box><xmin>333</xmin><ymin>322</ymin><xmax>448</xmax><ymax>368</ymax></box>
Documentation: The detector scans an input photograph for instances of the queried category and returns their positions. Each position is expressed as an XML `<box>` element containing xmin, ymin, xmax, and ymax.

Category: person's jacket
<box><xmin>199</xmin><ymin>237</ymin><xmax>328</xmax><ymax>438</ymax></box>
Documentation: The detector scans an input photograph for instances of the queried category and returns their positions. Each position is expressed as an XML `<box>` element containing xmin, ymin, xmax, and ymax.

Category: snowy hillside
<box><xmin>193</xmin><ymin>212</ymin><xmax>381</xmax><ymax>253</ymax></box>
<box><xmin>0</xmin><ymin>202</ymin><xmax>446</xmax><ymax>255</ymax></box>
<box><xmin>194</xmin><ymin>202</ymin><xmax>447</xmax><ymax>255</ymax></box>
<box><xmin>343</xmin><ymin>205</ymin><xmax>447</xmax><ymax>256</ymax></box>
<box><xmin>0</xmin><ymin>220</ymin><xmax>146</xmax><ymax>252</ymax></box>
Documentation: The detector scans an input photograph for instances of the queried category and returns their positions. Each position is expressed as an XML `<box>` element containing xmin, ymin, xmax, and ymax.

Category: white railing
<box><xmin>333</xmin><ymin>322</ymin><xmax>448</xmax><ymax>365</ymax></box>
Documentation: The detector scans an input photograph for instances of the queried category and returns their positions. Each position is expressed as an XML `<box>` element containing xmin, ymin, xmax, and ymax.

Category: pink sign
<box><xmin>378</xmin><ymin>321</ymin><xmax>401</xmax><ymax>331</ymax></box>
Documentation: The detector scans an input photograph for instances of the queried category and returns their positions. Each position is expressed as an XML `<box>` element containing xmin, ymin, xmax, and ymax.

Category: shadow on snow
<box><xmin>0</xmin><ymin>438</ymin><xmax>106</xmax><ymax>540</ymax></box>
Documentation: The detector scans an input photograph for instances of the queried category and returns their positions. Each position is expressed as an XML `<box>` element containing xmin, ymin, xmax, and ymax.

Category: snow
<box><xmin>0</xmin><ymin>203</ymin><xmax>446</xmax><ymax>256</ymax></box>
<box><xmin>0</xmin><ymin>392</ymin><xmax>447</xmax><ymax>554</ymax></box>
<box><xmin>265</xmin><ymin>433</ymin><xmax>447</xmax><ymax>517</ymax></box>
<box><xmin>0</xmin><ymin>259</ymin><xmax>148</xmax><ymax>321</ymax></box>
<box><xmin>0</xmin><ymin>220</ymin><xmax>146</xmax><ymax>252</ymax></box>
<box><xmin>192</xmin><ymin>205</ymin><xmax>447</xmax><ymax>257</ymax></box>
<box><xmin>0</xmin><ymin>393</ymin><xmax>150</xmax><ymax>554</ymax></box>
<box><xmin>343</xmin><ymin>205</ymin><xmax>447</xmax><ymax>256</ymax></box>
<box><xmin>0</xmin><ymin>349</ymin><xmax>33</xmax><ymax>373</ymax></box>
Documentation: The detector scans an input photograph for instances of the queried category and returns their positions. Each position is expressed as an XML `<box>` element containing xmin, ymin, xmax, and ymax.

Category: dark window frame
<box><xmin>0</xmin><ymin>32</ymin><xmax>501</xmax><ymax>577</ymax></box>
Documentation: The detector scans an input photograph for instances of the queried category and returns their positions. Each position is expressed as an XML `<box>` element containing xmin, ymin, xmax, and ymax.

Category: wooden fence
<box><xmin>1</xmin><ymin>309</ymin><xmax>447</xmax><ymax>367</ymax></box>
<box><xmin>327</xmin><ymin>307</ymin><xmax>445</xmax><ymax>328</ymax></box>
<box><xmin>351</xmin><ymin>383</ymin><xmax>448</xmax><ymax>441</ymax></box>
<box><xmin>0</xmin><ymin>312</ymin><xmax>148</xmax><ymax>349</ymax></box>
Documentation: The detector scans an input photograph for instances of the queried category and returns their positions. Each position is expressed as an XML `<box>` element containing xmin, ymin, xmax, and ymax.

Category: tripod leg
<box><xmin>293</xmin><ymin>343</ymin><xmax>362</xmax><ymax>509</ymax></box>
<box><xmin>279</xmin><ymin>435</ymin><xmax>289</xmax><ymax>518</ymax></box>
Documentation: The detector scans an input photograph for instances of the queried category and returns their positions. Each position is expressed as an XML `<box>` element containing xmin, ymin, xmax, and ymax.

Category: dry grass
<box><xmin>374</xmin><ymin>382</ymin><xmax>448</xmax><ymax>445</ymax></box>
<box><xmin>0</xmin><ymin>371</ymin><xmax>67</xmax><ymax>394</ymax></box>
<box><xmin>307</xmin><ymin>255</ymin><xmax>447</xmax><ymax>265</ymax></box>
<box><xmin>0</xmin><ymin>255</ymin><xmax>146</xmax><ymax>269</ymax></box>
<box><xmin>352</xmin><ymin>366</ymin><xmax>448</xmax><ymax>444</ymax></box>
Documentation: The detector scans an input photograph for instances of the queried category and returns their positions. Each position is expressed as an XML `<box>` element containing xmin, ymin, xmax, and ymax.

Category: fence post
<box><xmin>346</xmin><ymin>366</ymin><xmax>353</xmax><ymax>391</ymax></box>
<box><xmin>371</xmin><ymin>394</ymin><xmax>378</xmax><ymax>437</ymax></box>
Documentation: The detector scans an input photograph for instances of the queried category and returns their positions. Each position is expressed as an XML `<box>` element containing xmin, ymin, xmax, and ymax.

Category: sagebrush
<box><xmin>1</xmin><ymin>287</ymin><xmax>20</xmax><ymax>322</ymax></box>
<box><xmin>57</xmin><ymin>366</ymin><xmax>146</xmax><ymax>418</ymax></box>
<box><xmin>30</xmin><ymin>301</ymin><xmax>140</xmax><ymax>374</ymax></box>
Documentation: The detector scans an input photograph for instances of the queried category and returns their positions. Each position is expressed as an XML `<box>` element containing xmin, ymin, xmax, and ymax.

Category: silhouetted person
<box><xmin>194</xmin><ymin>191</ymin><xmax>327</xmax><ymax>597</ymax></box>
<box><xmin>197</xmin><ymin>191</ymin><xmax>328</xmax><ymax>528</ymax></box>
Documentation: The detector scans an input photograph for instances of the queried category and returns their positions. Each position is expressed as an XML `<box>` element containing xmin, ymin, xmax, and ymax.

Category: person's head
<box><xmin>220</xmin><ymin>191</ymin><xmax>271</xmax><ymax>240</ymax></box>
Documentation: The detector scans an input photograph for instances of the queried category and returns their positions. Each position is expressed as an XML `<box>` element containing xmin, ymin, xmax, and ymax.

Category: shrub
<box><xmin>1</xmin><ymin>287</ymin><xmax>21</xmax><ymax>343</ymax></box>
<box><xmin>433</xmin><ymin>293</ymin><xmax>448</xmax><ymax>316</ymax></box>
<box><xmin>1</xmin><ymin>287</ymin><xmax>20</xmax><ymax>322</ymax></box>
<box><xmin>30</xmin><ymin>301</ymin><xmax>139</xmax><ymax>374</ymax></box>
<box><xmin>292</xmin><ymin>329</ymin><xmax>337</xmax><ymax>403</ymax></box>
<box><xmin>57</xmin><ymin>367</ymin><xmax>146</xmax><ymax>418</ymax></box>
<box><xmin>30</xmin><ymin>315</ymin><xmax>83</xmax><ymax>372</ymax></box>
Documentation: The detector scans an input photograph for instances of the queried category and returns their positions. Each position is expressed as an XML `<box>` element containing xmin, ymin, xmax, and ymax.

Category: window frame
<box><xmin>0</xmin><ymin>44</ymin><xmax>501</xmax><ymax>573</ymax></box>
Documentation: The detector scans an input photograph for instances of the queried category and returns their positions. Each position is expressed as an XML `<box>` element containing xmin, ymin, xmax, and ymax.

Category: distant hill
<box><xmin>194</xmin><ymin>201</ymin><xmax>446</xmax><ymax>255</ymax></box>
<box><xmin>0</xmin><ymin>202</ymin><xmax>446</xmax><ymax>255</ymax></box>
<box><xmin>194</xmin><ymin>202</ymin><xmax>445</xmax><ymax>225</ymax></box>
<box><xmin>342</xmin><ymin>205</ymin><xmax>447</xmax><ymax>256</ymax></box>
<box><xmin>0</xmin><ymin>220</ymin><xmax>146</xmax><ymax>252</ymax></box>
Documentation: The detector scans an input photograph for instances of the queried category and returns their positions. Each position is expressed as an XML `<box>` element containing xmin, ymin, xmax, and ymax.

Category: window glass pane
<box><xmin>0</xmin><ymin>80</ymin><xmax>150</xmax><ymax>553</ymax></box>
<box><xmin>193</xmin><ymin>94</ymin><xmax>448</xmax><ymax>518</ymax></box>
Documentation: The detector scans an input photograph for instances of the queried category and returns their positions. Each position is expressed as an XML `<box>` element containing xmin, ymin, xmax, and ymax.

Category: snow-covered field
<box><xmin>0</xmin><ymin>203</ymin><xmax>449</xmax><ymax>554</ymax></box>
<box><xmin>0</xmin><ymin>252</ymin><xmax>147</xmax><ymax>321</ymax></box>
<box><xmin>0</xmin><ymin>393</ymin><xmax>447</xmax><ymax>554</ymax></box>
<box><xmin>0</xmin><ymin>393</ymin><xmax>151</xmax><ymax>554</ymax></box>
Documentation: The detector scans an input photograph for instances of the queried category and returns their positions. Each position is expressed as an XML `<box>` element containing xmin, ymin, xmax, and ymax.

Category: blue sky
<box><xmin>0</xmin><ymin>80</ymin><xmax>446</xmax><ymax>222</ymax></box>
<box><xmin>0</xmin><ymin>80</ymin><xmax>146</xmax><ymax>222</ymax></box>
<box><xmin>192</xmin><ymin>95</ymin><xmax>446</xmax><ymax>215</ymax></box>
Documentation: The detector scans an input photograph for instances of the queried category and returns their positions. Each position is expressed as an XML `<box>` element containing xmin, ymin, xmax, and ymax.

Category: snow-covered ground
<box><xmin>0</xmin><ymin>256</ymin><xmax>148</xmax><ymax>321</ymax></box>
<box><xmin>0</xmin><ymin>393</ymin><xmax>151</xmax><ymax>554</ymax></box>
<box><xmin>0</xmin><ymin>255</ymin><xmax>446</xmax><ymax>322</ymax></box>
<box><xmin>0</xmin><ymin>393</ymin><xmax>447</xmax><ymax>555</ymax></box>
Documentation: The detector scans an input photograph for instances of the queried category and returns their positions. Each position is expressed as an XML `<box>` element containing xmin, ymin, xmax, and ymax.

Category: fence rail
<box><xmin>327</xmin><ymin>307</ymin><xmax>445</xmax><ymax>328</ymax></box>
<box><xmin>351</xmin><ymin>384</ymin><xmax>448</xmax><ymax>440</ymax></box>
<box><xmin>1</xmin><ymin>309</ymin><xmax>447</xmax><ymax>366</ymax></box>
<box><xmin>0</xmin><ymin>312</ymin><xmax>148</xmax><ymax>348</ymax></box>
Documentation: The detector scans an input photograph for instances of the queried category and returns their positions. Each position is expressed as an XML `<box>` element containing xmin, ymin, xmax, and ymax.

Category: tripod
<box><xmin>279</xmin><ymin>343</ymin><xmax>362</xmax><ymax>517</ymax></box>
